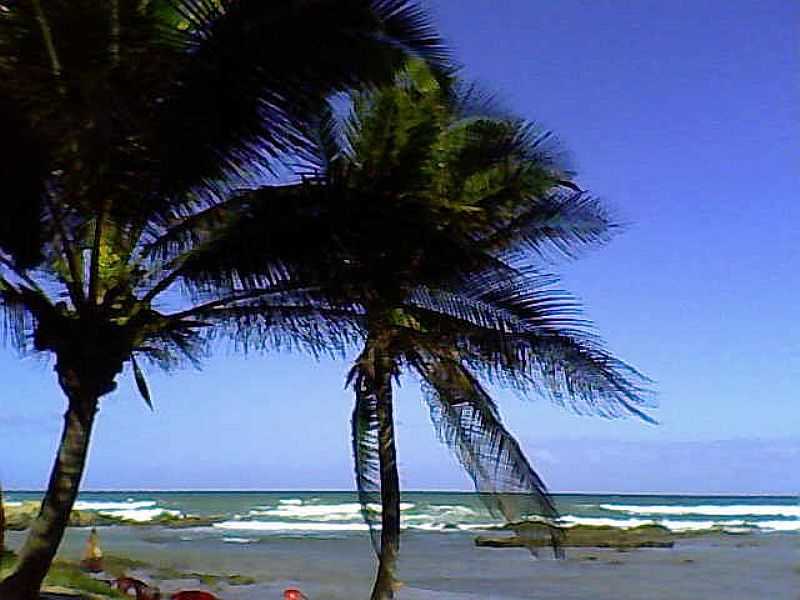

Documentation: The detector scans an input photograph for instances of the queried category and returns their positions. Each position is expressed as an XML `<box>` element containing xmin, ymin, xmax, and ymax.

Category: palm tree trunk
<box><xmin>0</xmin><ymin>395</ymin><xmax>98</xmax><ymax>600</ymax></box>
<box><xmin>1</xmin><ymin>481</ymin><xmax>6</xmax><ymax>554</ymax></box>
<box><xmin>370</xmin><ymin>356</ymin><xmax>401</xmax><ymax>600</ymax></box>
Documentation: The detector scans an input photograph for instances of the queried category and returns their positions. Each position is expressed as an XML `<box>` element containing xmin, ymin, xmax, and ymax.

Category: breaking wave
<box><xmin>598</xmin><ymin>504</ymin><xmax>800</xmax><ymax>518</ymax></box>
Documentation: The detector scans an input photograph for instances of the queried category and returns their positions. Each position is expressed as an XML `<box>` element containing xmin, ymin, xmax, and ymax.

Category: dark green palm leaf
<box><xmin>0</xmin><ymin>100</ymin><xmax>48</xmax><ymax>267</ymax></box>
<box><xmin>0</xmin><ymin>284</ymin><xmax>36</xmax><ymax>352</ymax></box>
<box><xmin>482</xmin><ymin>190</ymin><xmax>617</xmax><ymax>262</ymax></box>
<box><xmin>412</xmin><ymin>352</ymin><xmax>564</xmax><ymax>555</ymax></box>
<box><xmin>350</xmin><ymin>364</ymin><xmax>383</xmax><ymax>553</ymax></box>
<box><xmin>152</xmin><ymin>0</ymin><xmax>448</xmax><ymax>204</ymax></box>
<box><xmin>194</xmin><ymin>301</ymin><xmax>363</xmax><ymax>360</ymax></box>
<box><xmin>130</xmin><ymin>354</ymin><xmax>154</xmax><ymax>410</ymax></box>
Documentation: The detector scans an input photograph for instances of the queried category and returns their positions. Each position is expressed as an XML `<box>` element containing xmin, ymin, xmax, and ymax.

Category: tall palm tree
<box><xmin>197</xmin><ymin>63</ymin><xmax>654</xmax><ymax>599</ymax></box>
<box><xmin>338</xmin><ymin>67</ymin><xmax>652</xmax><ymax>599</ymax></box>
<box><xmin>0</xmin><ymin>2</ymin><xmax>446</xmax><ymax>597</ymax></box>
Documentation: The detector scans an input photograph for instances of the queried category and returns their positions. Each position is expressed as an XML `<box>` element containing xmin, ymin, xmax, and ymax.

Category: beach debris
<box><xmin>283</xmin><ymin>588</ymin><xmax>309</xmax><ymax>600</ymax></box>
<box><xmin>79</xmin><ymin>528</ymin><xmax>104</xmax><ymax>572</ymax></box>
<box><xmin>115</xmin><ymin>576</ymin><xmax>162</xmax><ymax>600</ymax></box>
<box><xmin>171</xmin><ymin>591</ymin><xmax>220</xmax><ymax>600</ymax></box>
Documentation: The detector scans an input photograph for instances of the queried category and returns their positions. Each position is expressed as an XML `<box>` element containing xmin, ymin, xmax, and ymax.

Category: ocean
<box><xmin>5</xmin><ymin>490</ymin><xmax>799</xmax><ymax>537</ymax></box>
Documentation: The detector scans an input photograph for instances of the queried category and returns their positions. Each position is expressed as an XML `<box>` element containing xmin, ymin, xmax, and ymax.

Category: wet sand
<box><xmin>6</xmin><ymin>529</ymin><xmax>799</xmax><ymax>599</ymax></box>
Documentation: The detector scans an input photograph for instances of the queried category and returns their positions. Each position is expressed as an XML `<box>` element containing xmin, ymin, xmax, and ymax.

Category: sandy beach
<box><xmin>6</xmin><ymin>527</ymin><xmax>798</xmax><ymax>600</ymax></box>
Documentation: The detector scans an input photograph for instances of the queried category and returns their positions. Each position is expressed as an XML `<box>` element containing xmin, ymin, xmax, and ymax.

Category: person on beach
<box><xmin>80</xmin><ymin>528</ymin><xmax>103</xmax><ymax>573</ymax></box>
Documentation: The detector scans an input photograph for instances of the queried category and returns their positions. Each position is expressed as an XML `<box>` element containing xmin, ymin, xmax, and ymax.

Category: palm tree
<box><xmin>0</xmin><ymin>2</ymin><xmax>446</xmax><ymax>597</ymax></box>
<box><xmin>339</xmin><ymin>67</ymin><xmax>652</xmax><ymax>599</ymax></box>
<box><xmin>201</xmin><ymin>63</ymin><xmax>654</xmax><ymax>599</ymax></box>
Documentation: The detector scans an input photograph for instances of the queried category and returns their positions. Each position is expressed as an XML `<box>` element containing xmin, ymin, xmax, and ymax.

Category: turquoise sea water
<box><xmin>5</xmin><ymin>491</ymin><xmax>798</xmax><ymax>538</ymax></box>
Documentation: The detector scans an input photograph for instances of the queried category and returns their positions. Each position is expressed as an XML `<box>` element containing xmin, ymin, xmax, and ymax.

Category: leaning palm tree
<box><xmin>337</xmin><ymin>70</ymin><xmax>653</xmax><ymax>599</ymax></box>
<box><xmin>192</xmin><ymin>63</ymin><xmax>653</xmax><ymax>599</ymax></box>
<box><xmin>0</xmin><ymin>2</ymin><xmax>446</xmax><ymax>597</ymax></box>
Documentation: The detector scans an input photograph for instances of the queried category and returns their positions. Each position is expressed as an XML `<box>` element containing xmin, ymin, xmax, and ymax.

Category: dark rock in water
<box><xmin>475</xmin><ymin>524</ymin><xmax>677</xmax><ymax>549</ymax></box>
<box><xmin>3</xmin><ymin>502</ymin><xmax>224</xmax><ymax>531</ymax></box>
<box><xmin>474</xmin><ymin>534</ymin><xmax>675</xmax><ymax>549</ymax></box>
<box><xmin>474</xmin><ymin>536</ymin><xmax>526</xmax><ymax>548</ymax></box>
<box><xmin>4</xmin><ymin>502</ymin><xmax>123</xmax><ymax>531</ymax></box>
<box><xmin>149</xmin><ymin>514</ymin><xmax>225</xmax><ymax>528</ymax></box>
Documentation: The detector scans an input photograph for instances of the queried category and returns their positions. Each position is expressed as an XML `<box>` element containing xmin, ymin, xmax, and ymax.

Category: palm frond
<box><xmin>152</xmin><ymin>0</ymin><xmax>448</xmax><ymax>203</ymax></box>
<box><xmin>408</xmin><ymin>274</ymin><xmax>586</xmax><ymax>336</ymax></box>
<box><xmin>0</xmin><ymin>99</ymin><xmax>48</xmax><ymax>267</ymax></box>
<box><xmin>131</xmin><ymin>291</ymin><xmax>360</xmax><ymax>372</ymax></box>
<box><xmin>349</xmin><ymin>362</ymin><xmax>383</xmax><ymax>553</ymax></box>
<box><xmin>130</xmin><ymin>354</ymin><xmax>154</xmax><ymax>410</ymax></box>
<box><xmin>0</xmin><ymin>283</ymin><xmax>36</xmax><ymax>352</ymax></box>
<box><xmin>139</xmin><ymin>193</ymin><xmax>253</xmax><ymax>266</ymax></box>
<box><xmin>453</xmin><ymin>270</ymin><xmax>655</xmax><ymax>420</ymax></box>
<box><xmin>412</xmin><ymin>353</ymin><xmax>564</xmax><ymax>555</ymax></box>
<box><xmin>171</xmin><ymin>287</ymin><xmax>365</xmax><ymax>360</ymax></box>
<box><xmin>132</xmin><ymin>311</ymin><xmax>208</xmax><ymax>370</ymax></box>
<box><xmin>345</xmin><ymin>69</ymin><xmax>445</xmax><ymax>195</ymax></box>
<box><xmin>166</xmin><ymin>184</ymin><xmax>327</xmax><ymax>296</ymax></box>
<box><xmin>400</xmin><ymin>266</ymin><xmax>655</xmax><ymax>421</ymax></box>
<box><xmin>311</xmin><ymin>100</ymin><xmax>352</xmax><ymax>169</ymax></box>
<box><xmin>482</xmin><ymin>190</ymin><xmax>617</xmax><ymax>263</ymax></box>
<box><xmin>212</xmin><ymin>306</ymin><xmax>361</xmax><ymax>359</ymax></box>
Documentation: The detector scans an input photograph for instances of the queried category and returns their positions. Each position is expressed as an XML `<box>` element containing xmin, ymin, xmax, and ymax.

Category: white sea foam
<box><xmin>758</xmin><ymin>520</ymin><xmax>800</xmax><ymax>532</ymax></box>
<box><xmin>404</xmin><ymin>520</ymin><xmax>498</xmax><ymax>532</ymax></box>
<box><xmin>560</xmin><ymin>516</ymin><xmax>656</xmax><ymax>529</ymax></box>
<box><xmin>3</xmin><ymin>501</ymin><xmax>22</xmax><ymax>507</ymax></box>
<box><xmin>658</xmin><ymin>520</ymin><xmax>728</xmax><ymax>531</ymax></box>
<box><xmin>454</xmin><ymin>523</ymin><xmax>501</xmax><ymax>531</ymax></box>
<box><xmin>560</xmin><ymin>516</ymin><xmax>729</xmax><ymax>532</ymax></box>
<box><xmin>598</xmin><ymin>504</ymin><xmax>800</xmax><ymax>518</ymax></box>
<box><xmin>71</xmin><ymin>499</ymin><xmax>180</xmax><ymax>522</ymax></box>
<box><xmin>215</xmin><ymin>520</ymin><xmax>371</xmax><ymax>532</ymax></box>
<box><xmin>223</xmin><ymin>537</ymin><xmax>258</xmax><ymax>544</ymax></box>
<box><xmin>215</xmin><ymin>519</ymin><xmax>489</xmax><ymax>534</ymax></box>
<box><xmin>561</xmin><ymin>514</ymin><xmax>800</xmax><ymax>533</ymax></box>
<box><xmin>427</xmin><ymin>505</ymin><xmax>479</xmax><ymax>516</ymax></box>
<box><xmin>101</xmin><ymin>508</ymin><xmax>182</xmax><ymax>522</ymax></box>
<box><xmin>258</xmin><ymin>502</ymin><xmax>415</xmax><ymax>519</ymax></box>
<box><xmin>407</xmin><ymin>523</ymin><xmax>448</xmax><ymax>532</ymax></box>
<box><xmin>74</xmin><ymin>500</ymin><xmax>157</xmax><ymax>511</ymax></box>
<box><xmin>279</xmin><ymin>499</ymin><xmax>304</xmax><ymax>506</ymax></box>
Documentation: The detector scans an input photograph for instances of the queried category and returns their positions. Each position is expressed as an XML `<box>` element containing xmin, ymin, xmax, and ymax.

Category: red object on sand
<box><xmin>115</xmin><ymin>576</ymin><xmax>161</xmax><ymax>600</ymax></box>
<box><xmin>283</xmin><ymin>588</ymin><xmax>309</xmax><ymax>600</ymax></box>
<box><xmin>171</xmin><ymin>592</ymin><xmax>219</xmax><ymax>600</ymax></box>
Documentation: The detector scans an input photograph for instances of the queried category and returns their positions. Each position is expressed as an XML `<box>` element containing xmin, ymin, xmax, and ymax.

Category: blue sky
<box><xmin>1</xmin><ymin>0</ymin><xmax>798</xmax><ymax>494</ymax></box>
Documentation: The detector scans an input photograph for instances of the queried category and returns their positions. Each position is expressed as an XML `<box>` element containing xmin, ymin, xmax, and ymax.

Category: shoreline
<box><xmin>3</xmin><ymin>527</ymin><xmax>797</xmax><ymax>600</ymax></box>
<box><xmin>7</xmin><ymin>500</ymin><xmax>793</xmax><ymax>538</ymax></box>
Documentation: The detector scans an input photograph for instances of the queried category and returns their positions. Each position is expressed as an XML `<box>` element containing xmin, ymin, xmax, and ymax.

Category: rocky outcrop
<box><xmin>3</xmin><ymin>502</ymin><xmax>125</xmax><ymax>531</ymax></box>
<box><xmin>475</xmin><ymin>524</ymin><xmax>679</xmax><ymax>549</ymax></box>
<box><xmin>3</xmin><ymin>502</ymin><xmax>224</xmax><ymax>531</ymax></box>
